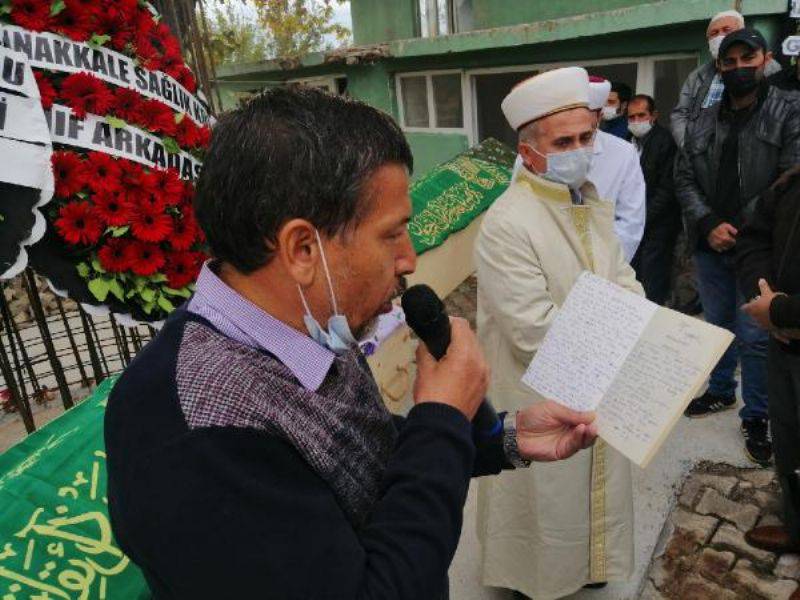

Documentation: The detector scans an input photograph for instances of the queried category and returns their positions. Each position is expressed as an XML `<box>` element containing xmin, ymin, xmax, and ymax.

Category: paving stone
<box><xmin>640</xmin><ymin>580</ymin><xmax>667</xmax><ymax>599</ymax></box>
<box><xmin>741</xmin><ymin>469</ymin><xmax>777</xmax><ymax>488</ymax></box>
<box><xmin>776</xmin><ymin>554</ymin><xmax>800</xmax><ymax>580</ymax></box>
<box><xmin>698</xmin><ymin>547</ymin><xmax>736</xmax><ymax>582</ymax></box>
<box><xmin>731</xmin><ymin>559</ymin><xmax>799</xmax><ymax>600</ymax></box>
<box><xmin>695</xmin><ymin>473</ymin><xmax>739</xmax><ymax>496</ymax></box>
<box><xmin>754</xmin><ymin>489</ymin><xmax>782</xmax><ymax>513</ymax></box>
<box><xmin>678</xmin><ymin>477</ymin><xmax>704</xmax><ymax>509</ymax></box>
<box><xmin>679</xmin><ymin>575</ymin><xmax>739</xmax><ymax>600</ymax></box>
<box><xmin>649</xmin><ymin>555</ymin><xmax>671</xmax><ymax>590</ymax></box>
<box><xmin>758</xmin><ymin>513</ymin><xmax>785</xmax><ymax>527</ymax></box>
<box><xmin>695</xmin><ymin>488</ymin><xmax>760</xmax><ymax>531</ymax></box>
<box><xmin>712</xmin><ymin>523</ymin><xmax>776</xmax><ymax>564</ymax></box>
<box><xmin>670</xmin><ymin>508</ymin><xmax>718</xmax><ymax>545</ymax></box>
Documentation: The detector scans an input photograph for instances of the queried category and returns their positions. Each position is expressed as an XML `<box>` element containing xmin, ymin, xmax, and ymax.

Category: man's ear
<box><xmin>276</xmin><ymin>219</ymin><xmax>319</xmax><ymax>287</ymax></box>
<box><xmin>764</xmin><ymin>51</ymin><xmax>774</xmax><ymax>65</ymax></box>
<box><xmin>652</xmin><ymin>110</ymin><xmax>659</xmax><ymax>122</ymax></box>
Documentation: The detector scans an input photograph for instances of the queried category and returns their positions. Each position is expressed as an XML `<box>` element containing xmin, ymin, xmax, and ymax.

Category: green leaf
<box><xmin>105</xmin><ymin>116</ymin><xmax>127</xmax><ymax>129</ymax></box>
<box><xmin>50</xmin><ymin>0</ymin><xmax>65</xmax><ymax>16</ymax></box>
<box><xmin>142</xmin><ymin>301</ymin><xmax>155</xmax><ymax>316</ymax></box>
<box><xmin>139</xmin><ymin>287</ymin><xmax>156</xmax><ymax>303</ymax></box>
<box><xmin>76</xmin><ymin>262</ymin><xmax>90</xmax><ymax>278</ymax></box>
<box><xmin>89</xmin><ymin>34</ymin><xmax>111</xmax><ymax>48</ymax></box>
<box><xmin>91</xmin><ymin>258</ymin><xmax>106</xmax><ymax>274</ymax></box>
<box><xmin>110</xmin><ymin>225</ymin><xmax>129</xmax><ymax>237</ymax></box>
<box><xmin>174</xmin><ymin>112</ymin><xmax>186</xmax><ymax>125</ymax></box>
<box><xmin>151</xmin><ymin>273</ymin><xmax>168</xmax><ymax>283</ymax></box>
<box><xmin>162</xmin><ymin>286</ymin><xmax>192</xmax><ymax>298</ymax></box>
<box><xmin>76</xmin><ymin>192</ymin><xmax>88</xmax><ymax>199</ymax></box>
<box><xmin>133</xmin><ymin>276</ymin><xmax>147</xmax><ymax>290</ymax></box>
<box><xmin>109</xmin><ymin>279</ymin><xmax>125</xmax><ymax>302</ymax></box>
<box><xmin>88</xmin><ymin>278</ymin><xmax>110</xmax><ymax>302</ymax></box>
<box><xmin>0</xmin><ymin>0</ymin><xmax>11</xmax><ymax>16</ymax></box>
<box><xmin>157</xmin><ymin>295</ymin><xmax>175</xmax><ymax>313</ymax></box>
<box><xmin>162</xmin><ymin>137</ymin><xmax>180</xmax><ymax>155</ymax></box>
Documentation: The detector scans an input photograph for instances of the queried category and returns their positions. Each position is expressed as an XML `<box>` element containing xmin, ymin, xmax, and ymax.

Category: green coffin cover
<box><xmin>408</xmin><ymin>138</ymin><xmax>515</xmax><ymax>255</ymax></box>
<box><xmin>0</xmin><ymin>378</ymin><xmax>149</xmax><ymax>599</ymax></box>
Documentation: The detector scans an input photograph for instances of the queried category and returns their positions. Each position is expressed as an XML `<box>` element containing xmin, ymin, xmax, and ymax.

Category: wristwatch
<box><xmin>503</xmin><ymin>412</ymin><xmax>532</xmax><ymax>469</ymax></box>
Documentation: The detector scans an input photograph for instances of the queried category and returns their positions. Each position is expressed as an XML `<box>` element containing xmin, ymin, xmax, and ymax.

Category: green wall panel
<box><xmin>351</xmin><ymin>0</ymin><xmax>418</xmax><ymax>45</ymax></box>
<box><xmin>469</xmin><ymin>0</ymin><xmax>647</xmax><ymax>30</ymax></box>
<box><xmin>405</xmin><ymin>132</ymin><xmax>470</xmax><ymax>180</ymax></box>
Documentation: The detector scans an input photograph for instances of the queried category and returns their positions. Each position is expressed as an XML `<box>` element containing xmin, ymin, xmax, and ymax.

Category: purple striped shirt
<box><xmin>187</xmin><ymin>262</ymin><xmax>335</xmax><ymax>392</ymax></box>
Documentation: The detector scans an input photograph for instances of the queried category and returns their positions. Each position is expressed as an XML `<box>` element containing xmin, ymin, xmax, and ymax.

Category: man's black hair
<box><xmin>611</xmin><ymin>81</ymin><xmax>633</xmax><ymax>104</ymax></box>
<box><xmin>194</xmin><ymin>86</ymin><xmax>414</xmax><ymax>273</ymax></box>
<box><xmin>630</xmin><ymin>94</ymin><xmax>656</xmax><ymax>114</ymax></box>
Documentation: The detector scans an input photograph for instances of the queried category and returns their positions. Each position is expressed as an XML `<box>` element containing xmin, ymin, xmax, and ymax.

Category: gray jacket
<box><xmin>670</xmin><ymin>60</ymin><xmax>781</xmax><ymax>149</ymax></box>
<box><xmin>675</xmin><ymin>84</ymin><xmax>800</xmax><ymax>250</ymax></box>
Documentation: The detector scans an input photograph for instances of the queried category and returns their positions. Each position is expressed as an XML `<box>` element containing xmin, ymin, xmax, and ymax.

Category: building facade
<box><xmin>215</xmin><ymin>0</ymin><xmax>790</xmax><ymax>178</ymax></box>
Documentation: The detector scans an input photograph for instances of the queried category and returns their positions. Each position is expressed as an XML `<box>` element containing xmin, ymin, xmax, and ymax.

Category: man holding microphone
<box><xmin>104</xmin><ymin>86</ymin><xmax>597</xmax><ymax>599</ymax></box>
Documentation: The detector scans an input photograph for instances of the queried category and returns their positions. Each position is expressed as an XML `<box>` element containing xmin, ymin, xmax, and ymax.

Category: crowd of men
<box><xmin>476</xmin><ymin>8</ymin><xmax>800</xmax><ymax>598</ymax></box>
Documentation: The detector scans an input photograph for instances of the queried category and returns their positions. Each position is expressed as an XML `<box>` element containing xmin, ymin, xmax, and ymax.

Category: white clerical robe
<box><xmin>512</xmin><ymin>130</ymin><xmax>646</xmax><ymax>263</ymax></box>
<box><xmin>475</xmin><ymin>167</ymin><xmax>643</xmax><ymax>600</ymax></box>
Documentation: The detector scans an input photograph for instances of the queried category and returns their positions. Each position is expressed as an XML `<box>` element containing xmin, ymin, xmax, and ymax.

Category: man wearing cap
<box><xmin>676</xmin><ymin>28</ymin><xmax>800</xmax><ymax>465</ymax></box>
<box><xmin>670</xmin><ymin>10</ymin><xmax>780</xmax><ymax>148</ymax></box>
<box><xmin>513</xmin><ymin>76</ymin><xmax>646</xmax><ymax>263</ymax></box>
<box><xmin>476</xmin><ymin>67</ymin><xmax>642</xmax><ymax>599</ymax></box>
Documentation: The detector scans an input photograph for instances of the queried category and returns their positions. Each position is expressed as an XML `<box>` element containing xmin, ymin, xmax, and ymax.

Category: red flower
<box><xmin>84</xmin><ymin>152</ymin><xmax>122</xmax><ymax>194</ymax></box>
<box><xmin>175</xmin><ymin>118</ymin><xmax>199</xmax><ymax>148</ymax></box>
<box><xmin>175</xmin><ymin>66</ymin><xmax>197</xmax><ymax>94</ymax></box>
<box><xmin>149</xmin><ymin>169</ymin><xmax>183</xmax><ymax>206</ymax></box>
<box><xmin>118</xmin><ymin>161</ymin><xmax>155</xmax><ymax>204</ymax></box>
<box><xmin>112</xmin><ymin>88</ymin><xmax>142</xmax><ymax>122</ymax></box>
<box><xmin>164</xmin><ymin>251</ymin><xmax>200</xmax><ymax>289</ymax></box>
<box><xmin>54</xmin><ymin>2</ymin><xmax>95</xmax><ymax>42</ymax></box>
<box><xmin>169</xmin><ymin>214</ymin><xmax>198</xmax><ymax>251</ymax></box>
<box><xmin>33</xmin><ymin>71</ymin><xmax>57</xmax><ymax>110</ymax></box>
<box><xmin>51</xmin><ymin>151</ymin><xmax>87</xmax><ymax>198</ymax></box>
<box><xmin>9</xmin><ymin>0</ymin><xmax>51</xmax><ymax>31</ymax></box>
<box><xmin>97</xmin><ymin>239</ymin><xmax>131</xmax><ymax>273</ymax></box>
<box><xmin>124</xmin><ymin>241</ymin><xmax>165</xmax><ymax>276</ymax></box>
<box><xmin>130</xmin><ymin>204</ymin><xmax>173</xmax><ymax>243</ymax></box>
<box><xmin>195</xmin><ymin>125</ymin><xmax>212</xmax><ymax>149</ymax></box>
<box><xmin>60</xmin><ymin>73</ymin><xmax>113</xmax><ymax>119</ymax></box>
<box><xmin>92</xmin><ymin>189</ymin><xmax>131</xmax><ymax>227</ymax></box>
<box><xmin>55</xmin><ymin>201</ymin><xmax>103</xmax><ymax>246</ymax></box>
<box><xmin>135</xmin><ymin>99</ymin><xmax>177</xmax><ymax>136</ymax></box>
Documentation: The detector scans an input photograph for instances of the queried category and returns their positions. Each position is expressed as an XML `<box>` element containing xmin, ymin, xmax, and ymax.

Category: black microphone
<box><xmin>401</xmin><ymin>284</ymin><xmax>501</xmax><ymax>437</ymax></box>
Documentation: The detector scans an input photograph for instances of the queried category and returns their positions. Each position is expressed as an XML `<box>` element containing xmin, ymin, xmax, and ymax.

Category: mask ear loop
<box><xmin>314</xmin><ymin>228</ymin><xmax>340</xmax><ymax>315</ymax></box>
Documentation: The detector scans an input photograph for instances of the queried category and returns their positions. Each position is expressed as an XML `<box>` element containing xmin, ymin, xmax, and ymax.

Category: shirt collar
<box><xmin>189</xmin><ymin>262</ymin><xmax>335</xmax><ymax>392</ymax></box>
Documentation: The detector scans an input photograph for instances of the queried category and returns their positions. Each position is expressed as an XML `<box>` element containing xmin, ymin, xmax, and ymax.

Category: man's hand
<box><xmin>742</xmin><ymin>279</ymin><xmax>784</xmax><ymax>331</ymax></box>
<box><xmin>516</xmin><ymin>401</ymin><xmax>598</xmax><ymax>462</ymax></box>
<box><xmin>413</xmin><ymin>317</ymin><xmax>489</xmax><ymax>420</ymax></box>
<box><xmin>707</xmin><ymin>223</ymin><xmax>738</xmax><ymax>252</ymax></box>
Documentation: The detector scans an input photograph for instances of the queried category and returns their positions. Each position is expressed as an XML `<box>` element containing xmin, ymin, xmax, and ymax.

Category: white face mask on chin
<box><xmin>601</xmin><ymin>106</ymin><xmax>618</xmax><ymax>121</ymax></box>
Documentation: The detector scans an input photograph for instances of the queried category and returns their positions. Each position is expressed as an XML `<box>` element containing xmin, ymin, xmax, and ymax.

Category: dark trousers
<box><xmin>632</xmin><ymin>228</ymin><xmax>679</xmax><ymax>306</ymax></box>
<box><xmin>768</xmin><ymin>341</ymin><xmax>800</xmax><ymax>543</ymax></box>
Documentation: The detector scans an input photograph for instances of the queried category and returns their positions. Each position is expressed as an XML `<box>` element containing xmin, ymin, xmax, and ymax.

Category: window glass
<box><xmin>432</xmin><ymin>73</ymin><xmax>463</xmax><ymax>128</ymax></box>
<box><xmin>400</xmin><ymin>76</ymin><xmax>430</xmax><ymax>127</ymax></box>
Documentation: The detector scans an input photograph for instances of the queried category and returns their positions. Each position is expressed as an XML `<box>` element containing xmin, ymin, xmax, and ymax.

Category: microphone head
<box><xmin>401</xmin><ymin>284</ymin><xmax>444</xmax><ymax>331</ymax></box>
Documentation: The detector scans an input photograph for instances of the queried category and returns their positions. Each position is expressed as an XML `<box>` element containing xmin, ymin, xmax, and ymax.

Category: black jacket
<box><xmin>637</xmin><ymin>123</ymin><xmax>680</xmax><ymax>236</ymax></box>
<box><xmin>675</xmin><ymin>84</ymin><xmax>800</xmax><ymax>250</ymax></box>
<box><xmin>737</xmin><ymin>174</ymin><xmax>800</xmax><ymax>354</ymax></box>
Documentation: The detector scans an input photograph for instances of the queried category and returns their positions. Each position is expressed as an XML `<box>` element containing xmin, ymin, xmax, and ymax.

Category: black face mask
<box><xmin>722</xmin><ymin>66</ymin><xmax>762</xmax><ymax>98</ymax></box>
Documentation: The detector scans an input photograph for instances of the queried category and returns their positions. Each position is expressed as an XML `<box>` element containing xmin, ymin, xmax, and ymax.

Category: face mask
<box><xmin>628</xmin><ymin>121</ymin><xmax>653</xmax><ymax>138</ymax></box>
<box><xmin>601</xmin><ymin>106</ymin><xmax>618</xmax><ymax>121</ymax></box>
<box><xmin>708</xmin><ymin>35</ymin><xmax>725</xmax><ymax>59</ymax></box>
<box><xmin>527</xmin><ymin>144</ymin><xmax>593</xmax><ymax>189</ymax></box>
<box><xmin>722</xmin><ymin>66</ymin><xmax>761</xmax><ymax>98</ymax></box>
<box><xmin>298</xmin><ymin>229</ymin><xmax>359</xmax><ymax>355</ymax></box>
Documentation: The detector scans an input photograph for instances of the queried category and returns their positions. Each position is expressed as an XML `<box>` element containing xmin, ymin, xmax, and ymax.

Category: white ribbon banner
<box><xmin>0</xmin><ymin>23</ymin><xmax>209</xmax><ymax>126</ymax></box>
<box><xmin>0</xmin><ymin>45</ymin><xmax>41</xmax><ymax>99</ymax></box>
<box><xmin>45</xmin><ymin>103</ymin><xmax>202</xmax><ymax>180</ymax></box>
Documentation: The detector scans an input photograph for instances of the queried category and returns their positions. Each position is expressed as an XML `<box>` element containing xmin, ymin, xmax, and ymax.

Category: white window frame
<box><xmin>395</xmin><ymin>69</ymin><xmax>472</xmax><ymax>140</ymax></box>
<box><xmin>466</xmin><ymin>53</ymin><xmax>697</xmax><ymax>143</ymax></box>
<box><xmin>286</xmin><ymin>75</ymin><xmax>346</xmax><ymax>94</ymax></box>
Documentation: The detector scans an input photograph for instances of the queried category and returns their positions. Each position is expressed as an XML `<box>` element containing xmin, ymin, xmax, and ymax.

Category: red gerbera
<box><xmin>135</xmin><ymin>99</ymin><xmax>177</xmax><ymax>136</ymax></box>
<box><xmin>84</xmin><ymin>152</ymin><xmax>122</xmax><ymax>194</ymax></box>
<box><xmin>51</xmin><ymin>151</ymin><xmax>87</xmax><ymax>198</ymax></box>
<box><xmin>97</xmin><ymin>238</ymin><xmax>131</xmax><ymax>273</ymax></box>
<box><xmin>118</xmin><ymin>161</ymin><xmax>155</xmax><ymax>204</ymax></box>
<box><xmin>33</xmin><ymin>71</ymin><xmax>57</xmax><ymax>110</ymax></box>
<box><xmin>55</xmin><ymin>201</ymin><xmax>103</xmax><ymax>246</ymax></box>
<box><xmin>112</xmin><ymin>88</ymin><xmax>142</xmax><ymax>122</ymax></box>
<box><xmin>123</xmin><ymin>241</ymin><xmax>165</xmax><ymax>276</ymax></box>
<box><xmin>175</xmin><ymin>66</ymin><xmax>197</xmax><ymax>94</ymax></box>
<box><xmin>175</xmin><ymin>118</ymin><xmax>199</xmax><ymax>148</ymax></box>
<box><xmin>149</xmin><ymin>169</ymin><xmax>183</xmax><ymax>206</ymax></box>
<box><xmin>92</xmin><ymin>189</ymin><xmax>132</xmax><ymax>227</ymax></box>
<box><xmin>130</xmin><ymin>203</ymin><xmax>173</xmax><ymax>243</ymax></box>
<box><xmin>169</xmin><ymin>214</ymin><xmax>198</xmax><ymax>251</ymax></box>
<box><xmin>9</xmin><ymin>0</ymin><xmax>51</xmax><ymax>31</ymax></box>
<box><xmin>53</xmin><ymin>3</ymin><xmax>95</xmax><ymax>42</ymax></box>
<box><xmin>164</xmin><ymin>251</ymin><xmax>200</xmax><ymax>289</ymax></box>
<box><xmin>195</xmin><ymin>125</ymin><xmax>212</xmax><ymax>149</ymax></box>
<box><xmin>60</xmin><ymin>73</ymin><xmax>114</xmax><ymax>119</ymax></box>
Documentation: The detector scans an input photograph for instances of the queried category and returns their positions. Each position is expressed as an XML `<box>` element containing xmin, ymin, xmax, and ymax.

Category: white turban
<box><xmin>501</xmin><ymin>67</ymin><xmax>590</xmax><ymax>131</ymax></box>
<box><xmin>588</xmin><ymin>78</ymin><xmax>611</xmax><ymax>110</ymax></box>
